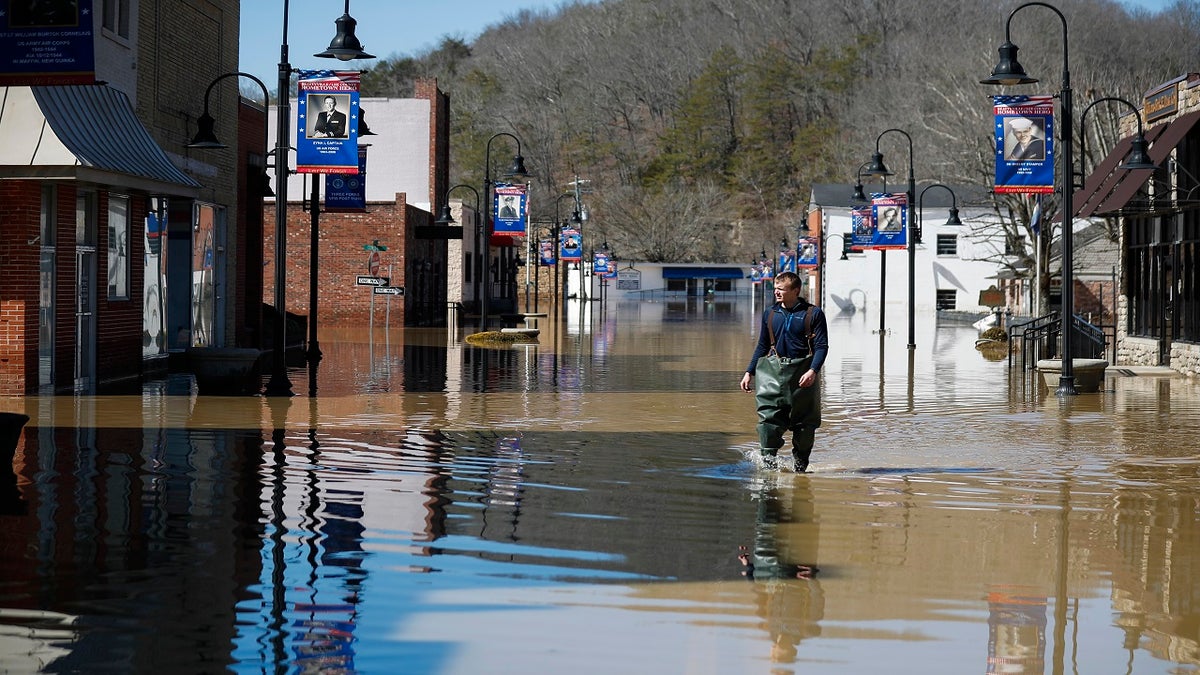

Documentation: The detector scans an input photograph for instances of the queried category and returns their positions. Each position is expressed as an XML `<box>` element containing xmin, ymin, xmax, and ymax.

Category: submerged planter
<box><xmin>1036</xmin><ymin>358</ymin><xmax>1109</xmax><ymax>393</ymax></box>
<box><xmin>186</xmin><ymin>348</ymin><xmax>264</xmax><ymax>395</ymax></box>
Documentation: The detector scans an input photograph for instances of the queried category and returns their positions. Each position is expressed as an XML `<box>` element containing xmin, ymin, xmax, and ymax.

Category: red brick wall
<box><xmin>0</xmin><ymin>182</ymin><xmax>41</xmax><ymax>395</ymax></box>
<box><xmin>265</xmin><ymin>194</ymin><xmax>410</xmax><ymax>327</ymax></box>
<box><xmin>0</xmin><ymin>182</ymin><xmax>159</xmax><ymax>394</ymax></box>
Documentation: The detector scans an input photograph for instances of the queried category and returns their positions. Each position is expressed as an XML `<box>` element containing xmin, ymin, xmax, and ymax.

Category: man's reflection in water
<box><xmin>738</xmin><ymin>476</ymin><xmax>824</xmax><ymax>664</ymax></box>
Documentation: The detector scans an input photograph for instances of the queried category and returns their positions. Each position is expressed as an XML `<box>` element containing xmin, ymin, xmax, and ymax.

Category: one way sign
<box><xmin>373</xmin><ymin>286</ymin><xmax>404</xmax><ymax>296</ymax></box>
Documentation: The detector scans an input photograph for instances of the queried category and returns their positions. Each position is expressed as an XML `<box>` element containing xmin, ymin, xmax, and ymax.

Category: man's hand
<box><xmin>798</xmin><ymin>369</ymin><xmax>817</xmax><ymax>388</ymax></box>
<box><xmin>739</xmin><ymin>372</ymin><xmax>753</xmax><ymax>392</ymax></box>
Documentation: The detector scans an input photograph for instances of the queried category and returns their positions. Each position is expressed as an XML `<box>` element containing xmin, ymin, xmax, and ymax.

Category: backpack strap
<box><xmin>803</xmin><ymin>306</ymin><xmax>816</xmax><ymax>353</ymax></box>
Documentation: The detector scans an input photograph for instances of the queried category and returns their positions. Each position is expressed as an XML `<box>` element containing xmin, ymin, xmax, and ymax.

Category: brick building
<box><xmin>264</xmin><ymin>80</ymin><xmax>451</xmax><ymax>330</ymax></box>
<box><xmin>1074</xmin><ymin>72</ymin><xmax>1200</xmax><ymax>373</ymax></box>
<box><xmin>0</xmin><ymin>0</ymin><xmax>244</xmax><ymax>394</ymax></box>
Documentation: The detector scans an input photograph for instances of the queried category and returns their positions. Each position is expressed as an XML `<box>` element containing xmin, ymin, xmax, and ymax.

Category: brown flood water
<box><xmin>1</xmin><ymin>297</ymin><xmax>1199</xmax><ymax>673</ymax></box>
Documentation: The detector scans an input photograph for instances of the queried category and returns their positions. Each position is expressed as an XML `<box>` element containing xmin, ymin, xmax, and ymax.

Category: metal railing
<box><xmin>1009</xmin><ymin>312</ymin><xmax>1114</xmax><ymax>369</ymax></box>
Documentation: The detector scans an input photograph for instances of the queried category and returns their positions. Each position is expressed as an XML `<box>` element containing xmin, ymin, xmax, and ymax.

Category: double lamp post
<box><xmin>981</xmin><ymin>1</ymin><xmax>1154</xmax><ymax>395</ymax></box>
<box><xmin>190</xmin><ymin>0</ymin><xmax>374</xmax><ymax>397</ymax></box>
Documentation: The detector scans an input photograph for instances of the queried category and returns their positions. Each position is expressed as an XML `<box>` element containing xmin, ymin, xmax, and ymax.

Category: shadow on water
<box><xmin>2</xmin><ymin>304</ymin><xmax>1200</xmax><ymax>671</ymax></box>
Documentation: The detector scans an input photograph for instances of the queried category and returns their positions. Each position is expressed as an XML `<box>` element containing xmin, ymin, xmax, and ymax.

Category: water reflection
<box><xmin>1</xmin><ymin>304</ymin><xmax>1199</xmax><ymax>672</ymax></box>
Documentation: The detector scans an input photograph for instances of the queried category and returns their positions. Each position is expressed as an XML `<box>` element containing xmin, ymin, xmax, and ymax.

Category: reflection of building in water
<box><xmin>1108</xmin><ymin>477</ymin><xmax>1200</xmax><ymax>665</ymax></box>
<box><xmin>986</xmin><ymin>586</ymin><xmax>1046</xmax><ymax>674</ymax></box>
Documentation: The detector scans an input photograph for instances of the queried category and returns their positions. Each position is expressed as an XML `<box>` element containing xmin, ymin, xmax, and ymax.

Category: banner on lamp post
<box><xmin>492</xmin><ymin>183</ymin><xmax>528</xmax><ymax>236</ymax></box>
<box><xmin>296</xmin><ymin>70</ymin><xmax>361</xmax><ymax>173</ymax></box>
<box><xmin>870</xmin><ymin>193</ymin><xmax>908</xmax><ymax>250</ymax></box>
<box><xmin>539</xmin><ymin>239</ymin><xmax>556</xmax><ymax>266</ymax></box>
<box><xmin>851</xmin><ymin>206</ymin><xmax>874</xmax><ymax>251</ymax></box>
<box><xmin>778</xmin><ymin>248</ymin><xmax>797</xmax><ymax>274</ymax></box>
<box><xmin>797</xmin><ymin>236</ymin><xmax>819</xmax><ymax>268</ymax></box>
<box><xmin>993</xmin><ymin>95</ymin><xmax>1055</xmax><ymax>194</ymax></box>
<box><xmin>593</xmin><ymin>251</ymin><xmax>610</xmax><ymax>275</ymax></box>
<box><xmin>325</xmin><ymin>145</ymin><xmax>368</xmax><ymax>211</ymax></box>
<box><xmin>560</xmin><ymin>228</ymin><xmax>582</xmax><ymax>262</ymax></box>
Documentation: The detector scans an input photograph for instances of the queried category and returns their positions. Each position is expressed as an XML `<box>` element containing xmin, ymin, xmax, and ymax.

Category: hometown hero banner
<box><xmin>870</xmin><ymin>193</ymin><xmax>907</xmax><ymax>250</ymax></box>
<box><xmin>994</xmin><ymin>95</ymin><xmax>1055</xmax><ymax>194</ymax></box>
<box><xmin>493</xmin><ymin>183</ymin><xmax>528</xmax><ymax>236</ymax></box>
<box><xmin>296</xmin><ymin>70</ymin><xmax>361</xmax><ymax>173</ymax></box>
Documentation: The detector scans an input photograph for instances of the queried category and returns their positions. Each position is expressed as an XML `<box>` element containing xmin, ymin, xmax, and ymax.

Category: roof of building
<box><xmin>0</xmin><ymin>85</ymin><xmax>201</xmax><ymax>196</ymax></box>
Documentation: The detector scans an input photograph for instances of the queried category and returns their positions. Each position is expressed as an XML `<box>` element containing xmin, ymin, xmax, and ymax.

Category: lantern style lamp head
<box><xmin>864</xmin><ymin>151</ymin><xmax>893</xmax><ymax>178</ymax></box>
<box><xmin>946</xmin><ymin>206</ymin><xmax>964</xmax><ymax>227</ymax></box>
<box><xmin>358</xmin><ymin>107</ymin><xmax>377</xmax><ymax>136</ymax></box>
<box><xmin>435</xmin><ymin>204</ymin><xmax>456</xmax><ymax>226</ymax></box>
<box><xmin>314</xmin><ymin>1</ymin><xmax>375</xmax><ymax>60</ymax></box>
<box><xmin>980</xmin><ymin>41</ymin><xmax>1037</xmax><ymax>85</ymax></box>
<box><xmin>1120</xmin><ymin>135</ymin><xmax>1157</xmax><ymax>171</ymax></box>
<box><xmin>505</xmin><ymin>154</ymin><xmax>530</xmax><ymax>182</ymax></box>
<box><xmin>187</xmin><ymin>112</ymin><xmax>226</xmax><ymax>149</ymax></box>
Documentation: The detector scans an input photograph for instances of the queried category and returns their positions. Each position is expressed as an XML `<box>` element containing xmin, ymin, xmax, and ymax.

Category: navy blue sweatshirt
<box><xmin>745</xmin><ymin>300</ymin><xmax>829</xmax><ymax>374</ymax></box>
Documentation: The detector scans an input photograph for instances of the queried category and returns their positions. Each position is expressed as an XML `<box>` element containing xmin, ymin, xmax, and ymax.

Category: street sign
<box><xmin>373</xmin><ymin>286</ymin><xmax>404</xmax><ymax>296</ymax></box>
<box><xmin>356</xmin><ymin>275</ymin><xmax>389</xmax><ymax>286</ymax></box>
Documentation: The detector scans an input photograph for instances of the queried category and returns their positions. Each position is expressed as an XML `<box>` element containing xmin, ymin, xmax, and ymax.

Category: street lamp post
<box><xmin>482</xmin><ymin>133</ymin><xmax>529</xmax><ymax>330</ymax></box>
<box><xmin>981</xmin><ymin>1</ymin><xmax>1078</xmax><ymax>394</ymax></box>
<box><xmin>434</xmin><ymin>184</ymin><xmax>480</xmax><ymax>322</ymax></box>
<box><xmin>554</xmin><ymin>193</ymin><xmax>574</xmax><ymax>316</ymax></box>
<box><xmin>188</xmin><ymin>72</ymin><xmax>272</xmax><ymax>371</ymax></box>
<box><xmin>850</xmin><ymin>162</ymin><xmax>891</xmax><ymax>335</ymax></box>
<box><xmin>568</xmin><ymin>177</ymin><xmax>591</xmax><ymax>303</ymax></box>
<box><xmin>918</xmin><ymin>185</ymin><xmax>965</xmax><ymax>316</ymax></box>
<box><xmin>204</xmin><ymin>0</ymin><xmax>369</xmax><ymax>397</ymax></box>
<box><xmin>1078</xmin><ymin>97</ymin><xmax>1157</xmax><ymax>186</ymax></box>
<box><xmin>863</xmin><ymin>128</ymin><xmax>918</xmax><ymax>350</ymax></box>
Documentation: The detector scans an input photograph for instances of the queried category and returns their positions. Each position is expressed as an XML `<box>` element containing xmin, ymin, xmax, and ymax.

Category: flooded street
<box><xmin>2</xmin><ymin>298</ymin><xmax>1200</xmax><ymax>674</ymax></box>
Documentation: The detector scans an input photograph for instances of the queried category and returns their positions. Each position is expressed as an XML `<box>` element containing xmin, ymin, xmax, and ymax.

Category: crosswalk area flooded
<box><xmin>2</xmin><ymin>297</ymin><xmax>1198</xmax><ymax>673</ymax></box>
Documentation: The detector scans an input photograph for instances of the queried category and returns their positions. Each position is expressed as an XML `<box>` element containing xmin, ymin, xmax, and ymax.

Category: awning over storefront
<box><xmin>1073</xmin><ymin>110</ymin><xmax>1200</xmax><ymax>218</ymax></box>
<box><xmin>661</xmin><ymin>266</ymin><xmax>746</xmax><ymax>279</ymax></box>
<box><xmin>0</xmin><ymin>85</ymin><xmax>200</xmax><ymax>196</ymax></box>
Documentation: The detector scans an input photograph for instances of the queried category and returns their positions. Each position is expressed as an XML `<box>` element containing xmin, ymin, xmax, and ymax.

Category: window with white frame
<box><xmin>103</xmin><ymin>0</ymin><xmax>131</xmax><ymax>38</ymax></box>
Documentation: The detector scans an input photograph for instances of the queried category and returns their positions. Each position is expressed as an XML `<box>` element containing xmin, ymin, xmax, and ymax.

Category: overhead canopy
<box><xmin>1073</xmin><ymin>110</ymin><xmax>1200</xmax><ymax>218</ymax></box>
<box><xmin>661</xmin><ymin>266</ymin><xmax>745</xmax><ymax>279</ymax></box>
<box><xmin>0</xmin><ymin>85</ymin><xmax>200</xmax><ymax>196</ymax></box>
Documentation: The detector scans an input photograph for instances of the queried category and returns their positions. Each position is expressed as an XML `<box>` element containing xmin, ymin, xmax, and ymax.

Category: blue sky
<box><xmin>239</xmin><ymin>0</ymin><xmax>1175</xmax><ymax>87</ymax></box>
<box><xmin>238</xmin><ymin>1</ymin><xmax>591</xmax><ymax>86</ymax></box>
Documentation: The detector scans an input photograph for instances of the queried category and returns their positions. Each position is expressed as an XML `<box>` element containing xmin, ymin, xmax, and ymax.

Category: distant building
<box><xmin>807</xmin><ymin>183</ymin><xmax>1007</xmax><ymax>326</ymax></box>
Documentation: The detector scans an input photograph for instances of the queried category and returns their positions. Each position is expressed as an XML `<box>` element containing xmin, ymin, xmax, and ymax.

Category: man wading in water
<box><xmin>739</xmin><ymin>271</ymin><xmax>829</xmax><ymax>472</ymax></box>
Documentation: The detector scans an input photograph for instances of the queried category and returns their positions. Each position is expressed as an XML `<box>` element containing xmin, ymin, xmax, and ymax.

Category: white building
<box><xmin>807</xmin><ymin>183</ymin><xmax>1009</xmax><ymax>330</ymax></box>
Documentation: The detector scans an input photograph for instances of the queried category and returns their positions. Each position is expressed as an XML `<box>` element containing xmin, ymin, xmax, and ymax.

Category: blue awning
<box><xmin>661</xmin><ymin>267</ymin><xmax>745</xmax><ymax>279</ymax></box>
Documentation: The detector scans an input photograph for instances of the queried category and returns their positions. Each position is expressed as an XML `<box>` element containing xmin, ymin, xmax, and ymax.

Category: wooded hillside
<box><xmin>361</xmin><ymin>0</ymin><xmax>1200</xmax><ymax>264</ymax></box>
